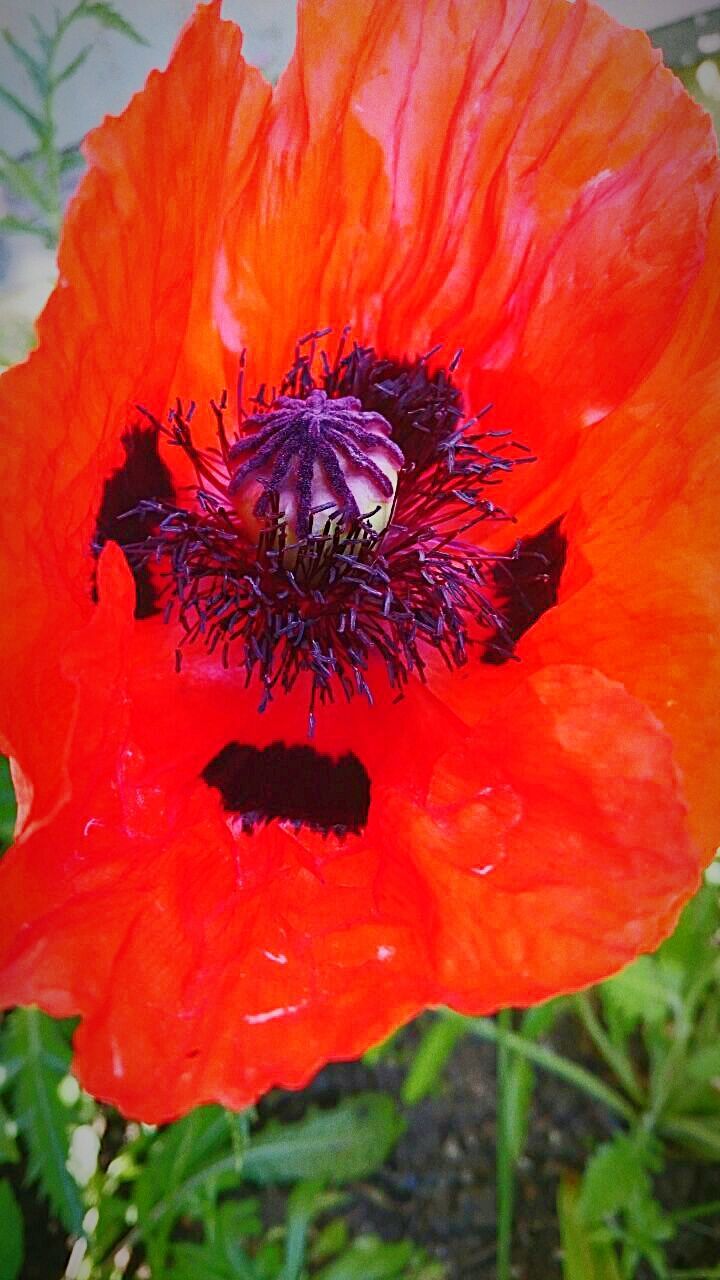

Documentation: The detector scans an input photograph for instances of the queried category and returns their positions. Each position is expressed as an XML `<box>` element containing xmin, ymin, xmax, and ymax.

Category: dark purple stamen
<box><xmin>119</xmin><ymin>331</ymin><xmax>558</xmax><ymax>729</ymax></box>
<box><xmin>92</xmin><ymin>425</ymin><xmax>175</xmax><ymax>617</ymax></box>
<box><xmin>483</xmin><ymin>518</ymin><xmax>568</xmax><ymax>664</ymax></box>
<box><xmin>228</xmin><ymin>389</ymin><xmax>404</xmax><ymax>536</ymax></box>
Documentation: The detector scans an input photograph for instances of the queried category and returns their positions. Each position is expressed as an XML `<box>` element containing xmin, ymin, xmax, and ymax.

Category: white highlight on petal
<box><xmin>245</xmin><ymin>1001</ymin><xmax>306</xmax><ymax>1025</ymax></box>
<box><xmin>111</xmin><ymin>1037</ymin><xmax>124</xmax><ymax>1078</ymax></box>
<box><xmin>581</xmin><ymin>405</ymin><xmax>612</xmax><ymax>428</ymax></box>
<box><xmin>212</xmin><ymin>247</ymin><xmax>244</xmax><ymax>353</ymax></box>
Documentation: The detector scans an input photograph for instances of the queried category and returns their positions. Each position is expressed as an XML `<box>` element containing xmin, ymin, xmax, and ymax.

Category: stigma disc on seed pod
<box><xmin>227</xmin><ymin>390</ymin><xmax>405</xmax><ymax>545</ymax></box>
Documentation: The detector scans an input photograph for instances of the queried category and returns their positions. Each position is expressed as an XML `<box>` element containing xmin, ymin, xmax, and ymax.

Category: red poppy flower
<box><xmin>1</xmin><ymin>0</ymin><xmax>719</xmax><ymax>1122</ymax></box>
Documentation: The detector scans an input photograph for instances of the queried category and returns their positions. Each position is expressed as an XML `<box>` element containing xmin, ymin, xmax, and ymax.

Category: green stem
<box><xmin>574</xmin><ymin>993</ymin><xmax>645</xmax><ymax>1105</ymax></box>
<box><xmin>668</xmin><ymin>1271</ymin><xmax>720</xmax><ymax>1279</ymax></box>
<box><xmin>671</xmin><ymin>1198</ymin><xmax>720</xmax><ymax>1224</ymax></box>
<box><xmin>496</xmin><ymin>1008</ymin><xmax>515</xmax><ymax>1280</ymax></box>
<box><xmin>662</xmin><ymin>1115</ymin><xmax>720</xmax><ymax>1159</ymax></box>
<box><xmin>454</xmin><ymin>1013</ymin><xmax>637</xmax><ymax>1124</ymax></box>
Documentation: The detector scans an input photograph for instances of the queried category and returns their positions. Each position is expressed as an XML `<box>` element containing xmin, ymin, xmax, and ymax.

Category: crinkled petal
<box><xmin>220</xmin><ymin>0</ymin><xmax>717</xmax><ymax>449</ymax></box>
<box><xmin>396</xmin><ymin>664</ymin><xmax>699</xmax><ymax>1008</ymax></box>
<box><xmin>0</xmin><ymin>2</ymin><xmax>270</xmax><ymax>825</ymax></box>
<box><xmin>0</xmin><ymin>0</ymin><xmax>717</xmax><ymax>1120</ymax></box>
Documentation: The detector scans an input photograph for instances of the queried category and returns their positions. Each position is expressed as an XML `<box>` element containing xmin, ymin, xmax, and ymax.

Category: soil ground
<box><xmin>17</xmin><ymin>1015</ymin><xmax>720</xmax><ymax>1279</ymax></box>
<box><xmin>267</xmin><ymin>1017</ymin><xmax>720</xmax><ymax>1280</ymax></box>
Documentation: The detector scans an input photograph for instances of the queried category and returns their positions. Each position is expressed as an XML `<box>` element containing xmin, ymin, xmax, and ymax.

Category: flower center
<box><xmin>227</xmin><ymin>389</ymin><xmax>404</xmax><ymax>539</ymax></box>
<box><xmin>100</xmin><ymin>331</ymin><xmax>555</xmax><ymax>730</ymax></box>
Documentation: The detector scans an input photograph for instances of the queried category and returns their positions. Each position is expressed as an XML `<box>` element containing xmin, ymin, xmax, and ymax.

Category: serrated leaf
<box><xmin>0</xmin><ymin>1179</ymin><xmax>24</xmax><ymax>1280</ymax></box>
<box><xmin>133</xmin><ymin>1106</ymin><xmax>231</xmax><ymax>1274</ymax></box>
<box><xmin>600</xmin><ymin>956</ymin><xmax>672</xmax><ymax>1038</ymax></box>
<box><xmin>578</xmin><ymin>1136</ymin><xmax>654</xmax><ymax>1225</ymax></box>
<box><xmin>316</xmin><ymin>1236</ymin><xmax>414</xmax><ymax>1280</ymax></box>
<box><xmin>74</xmin><ymin>2</ymin><xmax>146</xmax><ymax>45</ymax></box>
<box><xmin>3</xmin><ymin>1009</ymin><xmax>83</xmax><ymax>1234</ymax></box>
<box><xmin>243</xmin><ymin>1094</ymin><xmax>404</xmax><ymax>1186</ymax></box>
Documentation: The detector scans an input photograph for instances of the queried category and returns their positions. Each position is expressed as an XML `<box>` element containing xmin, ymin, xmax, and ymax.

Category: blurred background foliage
<box><xmin>1</xmin><ymin>4</ymin><xmax>720</xmax><ymax>1278</ymax></box>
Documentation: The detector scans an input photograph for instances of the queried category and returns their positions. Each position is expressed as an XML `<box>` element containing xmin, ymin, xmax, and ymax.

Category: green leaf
<box><xmin>0</xmin><ymin>214</ymin><xmax>52</xmax><ymax>245</ymax></box>
<box><xmin>520</xmin><ymin>996</ymin><xmax>568</xmax><ymax>1040</ymax></box>
<box><xmin>224</xmin><ymin>1106</ymin><xmax>251</xmax><ymax>1172</ymax></box>
<box><xmin>133</xmin><ymin>1106</ymin><xmax>232</xmax><ymax>1274</ymax></box>
<box><xmin>171</xmin><ymin>1242</ymin><xmax>259</xmax><ymax>1280</ymax></box>
<box><xmin>316</xmin><ymin>1236</ymin><xmax>414</xmax><ymax>1280</ymax></box>
<box><xmin>0</xmin><ymin>149</ymin><xmax>53</xmax><ymax>211</ymax></box>
<box><xmin>619</xmin><ymin>1189</ymin><xmax>674</xmax><ymax>1279</ymax></box>
<box><xmin>28</xmin><ymin>16</ymin><xmax>53</xmax><ymax>61</ymax></box>
<box><xmin>362</xmin><ymin>1027</ymin><xmax>400</xmax><ymax>1066</ymax></box>
<box><xmin>2</xmin><ymin>30</ymin><xmax>48</xmax><ymax>96</ymax></box>
<box><xmin>0</xmin><ymin>1179</ymin><xmax>24</xmax><ymax>1280</ymax></box>
<box><xmin>686</xmin><ymin>1044</ymin><xmax>720</xmax><ymax>1085</ymax></box>
<box><xmin>1</xmin><ymin>1009</ymin><xmax>83</xmax><ymax>1234</ymax></box>
<box><xmin>504</xmin><ymin>998</ymin><xmax>568</xmax><ymax>1164</ymax></box>
<box><xmin>663</xmin><ymin>1114</ymin><xmax>720</xmax><ymax>1159</ymax></box>
<box><xmin>312</xmin><ymin>1219</ymin><xmax>350</xmax><ymax>1264</ymax></box>
<box><xmin>73</xmin><ymin>2</ymin><xmax>147</xmax><ymax>45</ymax></box>
<box><xmin>401</xmin><ymin>1014</ymin><xmax>466</xmax><ymax>1105</ymax></box>
<box><xmin>52</xmin><ymin>45</ymin><xmax>91</xmax><ymax>89</ymax></box>
<box><xmin>578</xmin><ymin>1135</ymin><xmax>653</xmax><ymax>1225</ymax></box>
<box><xmin>243</xmin><ymin>1094</ymin><xmax>404</xmax><ymax>1186</ymax></box>
<box><xmin>600</xmin><ymin>956</ymin><xmax>673</xmax><ymax>1038</ymax></box>
<box><xmin>0</xmin><ymin>1099</ymin><xmax>20</xmax><ymax>1165</ymax></box>
<box><xmin>282</xmin><ymin>1180</ymin><xmax>324</xmax><ymax>1280</ymax></box>
<box><xmin>656</xmin><ymin>886</ymin><xmax>720</xmax><ymax>982</ymax></box>
<box><xmin>59</xmin><ymin>148</ymin><xmax>85</xmax><ymax>175</ymax></box>
<box><xmin>0</xmin><ymin>758</ymin><xmax>16</xmax><ymax>852</ymax></box>
<box><xmin>0</xmin><ymin>84</ymin><xmax>48</xmax><ymax>141</ymax></box>
<box><xmin>168</xmin><ymin>1198</ymin><xmax>265</xmax><ymax>1280</ymax></box>
<box><xmin>557</xmin><ymin>1177</ymin><xmax>623</xmax><ymax>1280</ymax></box>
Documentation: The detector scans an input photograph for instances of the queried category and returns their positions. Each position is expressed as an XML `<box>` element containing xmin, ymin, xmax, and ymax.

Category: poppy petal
<box><xmin>0</xmin><ymin>656</ymin><xmax>696</xmax><ymax>1119</ymax></box>
<box><xmin>525</xmin><ymin>211</ymin><xmax>720</xmax><ymax>853</ymax></box>
<box><xmin>397</xmin><ymin>664</ymin><xmax>699</xmax><ymax>1009</ymax></box>
<box><xmin>219</xmin><ymin>0</ymin><xmax>717</xmax><ymax>437</ymax></box>
<box><xmin>0</xmin><ymin>3</ymin><xmax>270</xmax><ymax>826</ymax></box>
<box><xmin>0</xmin><ymin>0</ymin><xmax>717</xmax><ymax>1122</ymax></box>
